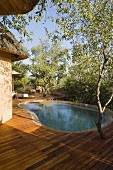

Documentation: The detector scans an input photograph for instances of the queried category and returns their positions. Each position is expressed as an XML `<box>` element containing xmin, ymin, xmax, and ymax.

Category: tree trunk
<box><xmin>35</xmin><ymin>77</ymin><xmax>37</xmax><ymax>90</ymax></box>
<box><xmin>95</xmin><ymin>111</ymin><xmax>106</xmax><ymax>139</ymax></box>
<box><xmin>96</xmin><ymin>49</ymin><xmax>108</xmax><ymax>139</ymax></box>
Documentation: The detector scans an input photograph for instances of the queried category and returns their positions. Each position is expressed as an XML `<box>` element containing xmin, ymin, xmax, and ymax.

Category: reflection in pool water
<box><xmin>24</xmin><ymin>101</ymin><xmax>112</xmax><ymax>132</ymax></box>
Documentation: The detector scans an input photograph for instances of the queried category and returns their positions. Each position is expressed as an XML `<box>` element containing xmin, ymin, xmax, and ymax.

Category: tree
<box><xmin>29</xmin><ymin>39</ymin><xmax>69</xmax><ymax>95</ymax></box>
<box><xmin>12</xmin><ymin>61</ymin><xmax>29</xmax><ymax>91</ymax></box>
<box><xmin>63</xmin><ymin>44</ymin><xmax>98</xmax><ymax>103</ymax></box>
<box><xmin>52</xmin><ymin>0</ymin><xmax>113</xmax><ymax>139</ymax></box>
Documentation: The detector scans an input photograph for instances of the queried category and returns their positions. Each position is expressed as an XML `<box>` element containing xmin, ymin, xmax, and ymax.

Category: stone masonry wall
<box><xmin>0</xmin><ymin>55</ymin><xmax>12</xmax><ymax>124</ymax></box>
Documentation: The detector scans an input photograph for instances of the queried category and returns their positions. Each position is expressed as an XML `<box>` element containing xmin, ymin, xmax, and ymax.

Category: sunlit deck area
<box><xmin>0</xmin><ymin>99</ymin><xmax>113</xmax><ymax>170</ymax></box>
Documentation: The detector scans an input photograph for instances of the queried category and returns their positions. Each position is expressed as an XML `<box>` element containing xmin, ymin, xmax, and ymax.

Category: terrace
<box><xmin>0</xmin><ymin>98</ymin><xmax>113</xmax><ymax>170</ymax></box>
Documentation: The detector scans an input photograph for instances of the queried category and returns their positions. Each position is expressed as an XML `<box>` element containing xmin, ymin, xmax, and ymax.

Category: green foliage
<box><xmin>12</xmin><ymin>61</ymin><xmax>28</xmax><ymax>76</ymax></box>
<box><xmin>29</xmin><ymin>39</ymin><xmax>69</xmax><ymax>91</ymax></box>
<box><xmin>52</xmin><ymin>0</ymin><xmax>113</xmax><ymax>110</ymax></box>
<box><xmin>12</xmin><ymin>61</ymin><xmax>29</xmax><ymax>91</ymax></box>
<box><xmin>64</xmin><ymin>69</ymin><xmax>112</xmax><ymax>107</ymax></box>
<box><xmin>64</xmin><ymin>77</ymin><xmax>97</xmax><ymax>104</ymax></box>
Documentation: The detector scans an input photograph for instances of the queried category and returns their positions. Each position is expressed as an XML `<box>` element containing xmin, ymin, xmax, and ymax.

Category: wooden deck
<box><xmin>0</xmin><ymin>99</ymin><xmax>113</xmax><ymax>170</ymax></box>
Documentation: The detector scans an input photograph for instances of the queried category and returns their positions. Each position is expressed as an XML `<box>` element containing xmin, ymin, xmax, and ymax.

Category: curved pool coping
<box><xmin>18</xmin><ymin>99</ymin><xmax>113</xmax><ymax>133</ymax></box>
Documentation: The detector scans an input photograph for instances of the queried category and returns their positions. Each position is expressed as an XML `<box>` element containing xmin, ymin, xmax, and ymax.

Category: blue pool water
<box><xmin>24</xmin><ymin>101</ymin><xmax>112</xmax><ymax>132</ymax></box>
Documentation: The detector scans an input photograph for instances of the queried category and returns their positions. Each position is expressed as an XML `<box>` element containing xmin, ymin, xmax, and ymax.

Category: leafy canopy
<box><xmin>29</xmin><ymin>39</ymin><xmax>69</xmax><ymax>89</ymax></box>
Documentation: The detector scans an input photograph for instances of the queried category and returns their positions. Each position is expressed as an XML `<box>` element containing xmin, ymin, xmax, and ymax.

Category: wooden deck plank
<box><xmin>10</xmin><ymin>152</ymin><xmax>48</xmax><ymax>170</ymax></box>
<box><xmin>48</xmin><ymin>155</ymin><xmax>76</xmax><ymax>170</ymax></box>
<box><xmin>0</xmin><ymin>146</ymin><xmax>47</xmax><ymax>170</ymax></box>
<box><xmin>35</xmin><ymin>153</ymin><xmax>70</xmax><ymax>170</ymax></box>
<box><xmin>0</xmin><ymin>99</ymin><xmax>113</xmax><ymax>170</ymax></box>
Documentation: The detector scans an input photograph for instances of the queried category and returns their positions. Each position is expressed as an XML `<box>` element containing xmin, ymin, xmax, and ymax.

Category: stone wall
<box><xmin>0</xmin><ymin>54</ymin><xmax>12</xmax><ymax>124</ymax></box>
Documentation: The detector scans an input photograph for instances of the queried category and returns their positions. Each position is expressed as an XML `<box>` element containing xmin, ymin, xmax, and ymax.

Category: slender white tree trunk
<box><xmin>96</xmin><ymin>49</ymin><xmax>113</xmax><ymax>139</ymax></box>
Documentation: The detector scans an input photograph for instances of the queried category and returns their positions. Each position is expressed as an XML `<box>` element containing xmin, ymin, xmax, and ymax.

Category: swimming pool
<box><xmin>24</xmin><ymin>101</ymin><xmax>113</xmax><ymax>132</ymax></box>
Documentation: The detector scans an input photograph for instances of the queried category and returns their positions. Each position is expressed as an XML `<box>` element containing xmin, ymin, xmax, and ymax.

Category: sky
<box><xmin>13</xmin><ymin>18</ymin><xmax>72</xmax><ymax>49</ymax></box>
<box><xmin>9</xmin><ymin>6</ymin><xmax>72</xmax><ymax>64</ymax></box>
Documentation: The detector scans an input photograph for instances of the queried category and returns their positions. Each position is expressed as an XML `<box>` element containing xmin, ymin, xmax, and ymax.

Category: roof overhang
<box><xmin>0</xmin><ymin>0</ymin><xmax>40</xmax><ymax>15</ymax></box>
<box><xmin>0</xmin><ymin>49</ymin><xmax>28</xmax><ymax>62</ymax></box>
<box><xmin>0</xmin><ymin>23</ymin><xmax>28</xmax><ymax>62</ymax></box>
<box><xmin>12</xmin><ymin>70</ymin><xmax>20</xmax><ymax>75</ymax></box>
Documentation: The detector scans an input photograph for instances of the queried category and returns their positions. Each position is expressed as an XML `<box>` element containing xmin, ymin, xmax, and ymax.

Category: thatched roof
<box><xmin>0</xmin><ymin>23</ymin><xmax>28</xmax><ymax>62</ymax></box>
<box><xmin>0</xmin><ymin>0</ymin><xmax>39</xmax><ymax>15</ymax></box>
